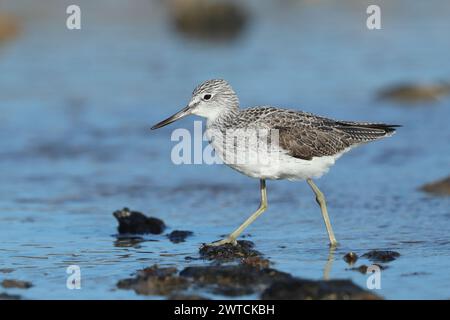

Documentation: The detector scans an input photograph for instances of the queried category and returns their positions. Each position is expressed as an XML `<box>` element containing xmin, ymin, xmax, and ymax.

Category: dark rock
<box><xmin>118</xmin><ymin>240</ymin><xmax>381</xmax><ymax>299</ymax></box>
<box><xmin>349</xmin><ymin>265</ymin><xmax>369</xmax><ymax>274</ymax></box>
<box><xmin>400</xmin><ymin>272</ymin><xmax>430</xmax><ymax>277</ymax></box>
<box><xmin>167</xmin><ymin>230</ymin><xmax>193</xmax><ymax>243</ymax></box>
<box><xmin>362</xmin><ymin>250</ymin><xmax>400</xmax><ymax>263</ymax></box>
<box><xmin>184</xmin><ymin>256</ymin><xmax>200</xmax><ymax>261</ymax></box>
<box><xmin>0</xmin><ymin>292</ymin><xmax>21</xmax><ymax>300</ymax></box>
<box><xmin>169</xmin><ymin>0</ymin><xmax>247</xmax><ymax>41</ymax></box>
<box><xmin>262</xmin><ymin>278</ymin><xmax>381</xmax><ymax>300</ymax></box>
<box><xmin>378</xmin><ymin>83</ymin><xmax>450</xmax><ymax>103</ymax></box>
<box><xmin>168</xmin><ymin>294</ymin><xmax>210</xmax><ymax>300</ymax></box>
<box><xmin>1</xmin><ymin>279</ymin><xmax>33</xmax><ymax>289</ymax></box>
<box><xmin>420</xmin><ymin>176</ymin><xmax>450</xmax><ymax>196</ymax></box>
<box><xmin>212</xmin><ymin>286</ymin><xmax>254</xmax><ymax>297</ymax></box>
<box><xmin>118</xmin><ymin>263</ymin><xmax>292</xmax><ymax>297</ymax></box>
<box><xmin>118</xmin><ymin>262</ymin><xmax>292</xmax><ymax>298</ymax></box>
<box><xmin>199</xmin><ymin>240</ymin><xmax>261</xmax><ymax>262</ymax></box>
<box><xmin>347</xmin><ymin>264</ymin><xmax>387</xmax><ymax>274</ymax></box>
<box><xmin>180</xmin><ymin>265</ymin><xmax>292</xmax><ymax>285</ymax></box>
<box><xmin>343</xmin><ymin>252</ymin><xmax>358</xmax><ymax>265</ymax></box>
<box><xmin>180</xmin><ymin>265</ymin><xmax>292</xmax><ymax>297</ymax></box>
<box><xmin>113</xmin><ymin>237</ymin><xmax>145</xmax><ymax>248</ymax></box>
<box><xmin>241</xmin><ymin>256</ymin><xmax>271</xmax><ymax>269</ymax></box>
<box><xmin>113</xmin><ymin>207</ymin><xmax>165</xmax><ymax>235</ymax></box>
<box><xmin>117</xmin><ymin>265</ymin><xmax>188</xmax><ymax>296</ymax></box>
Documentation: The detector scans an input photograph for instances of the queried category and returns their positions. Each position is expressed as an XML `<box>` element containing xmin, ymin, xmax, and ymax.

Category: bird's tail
<box><xmin>335</xmin><ymin>121</ymin><xmax>401</xmax><ymax>142</ymax></box>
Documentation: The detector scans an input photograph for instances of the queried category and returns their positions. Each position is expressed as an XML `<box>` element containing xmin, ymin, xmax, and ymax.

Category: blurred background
<box><xmin>0</xmin><ymin>0</ymin><xmax>449</xmax><ymax>299</ymax></box>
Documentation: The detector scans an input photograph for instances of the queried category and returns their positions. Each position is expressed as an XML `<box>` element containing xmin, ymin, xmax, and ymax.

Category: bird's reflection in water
<box><xmin>323</xmin><ymin>246</ymin><xmax>336</xmax><ymax>280</ymax></box>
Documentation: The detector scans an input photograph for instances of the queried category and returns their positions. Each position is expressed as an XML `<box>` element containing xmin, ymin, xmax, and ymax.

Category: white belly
<box><xmin>206</xmin><ymin>127</ymin><xmax>351</xmax><ymax>181</ymax></box>
<box><xmin>226</xmin><ymin>152</ymin><xmax>342</xmax><ymax>181</ymax></box>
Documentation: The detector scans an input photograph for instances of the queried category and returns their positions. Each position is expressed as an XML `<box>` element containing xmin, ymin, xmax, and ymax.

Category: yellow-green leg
<box><xmin>306</xmin><ymin>178</ymin><xmax>338</xmax><ymax>247</ymax></box>
<box><xmin>206</xmin><ymin>179</ymin><xmax>267</xmax><ymax>246</ymax></box>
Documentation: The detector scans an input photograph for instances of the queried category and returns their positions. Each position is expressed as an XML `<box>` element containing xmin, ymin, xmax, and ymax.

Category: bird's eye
<box><xmin>203</xmin><ymin>94</ymin><xmax>212</xmax><ymax>100</ymax></box>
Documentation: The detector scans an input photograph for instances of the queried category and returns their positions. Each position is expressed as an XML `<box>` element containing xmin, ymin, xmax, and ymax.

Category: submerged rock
<box><xmin>343</xmin><ymin>252</ymin><xmax>358</xmax><ymax>265</ymax></box>
<box><xmin>362</xmin><ymin>250</ymin><xmax>400</xmax><ymax>263</ymax></box>
<box><xmin>168</xmin><ymin>0</ymin><xmax>247</xmax><ymax>41</ymax></box>
<box><xmin>347</xmin><ymin>264</ymin><xmax>387</xmax><ymax>274</ymax></box>
<box><xmin>241</xmin><ymin>256</ymin><xmax>271</xmax><ymax>269</ymax></box>
<box><xmin>168</xmin><ymin>293</ymin><xmax>210</xmax><ymax>300</ymax></box>
<box><xmin>199</xmin><ymin>240</ymin><xmax>261</xmax><ymax>262</ymax></box>
<box><xmin>167</xmin><ymin>230</ymin><xmax>194</xmax><ymax>243</ymax></box>
<box><xmin>0</xmin><ymin>292</ymin><xmax>21</xmax><ymax>300</ymax></box>
<box><xmin>420</xmin><ymin>176</ymin><xmax>450</xmax><ymax>196</ymax></box>
<box><xmin>113</xmin><ymin>207</ymin><xmax>166</xmax><ymax>235</ymax></box>
<box><xmin>348</xmin><ymin>265</ymin><xmax>370</xmax><ymax>274</ymax></box>
<box><xmin>377</xmin><ymin>82</ymin><xmax>450</xmax><ymax>103</ymax></box>
<box><xmin>261</xmin><ymin>278</ymin><xmax>381</xmax><ymax>300</ymax></box>
<box><xmin>400</xmin><ymin>271</ymin><xmax>430</xmax><ymax>277</ymax></box>
<box><xmin>117</xmin><ymin>265</ymin><xmax>188</xmax><ymax>296</ymax></box>
<box><xmin>1</xmin><ymin>279</ymin><xmax>32</xmax><ymax>289</ymax></box>
<box><xmin>113</xmin><ymin>237</ymin><xmax>145</xmax><ymax>248</ymax></box>
<box><xmin>180</xmin><ymin>265</ymin><xmax>292</xmax><ymax>297</ymax></box>
<box><xmin>118</xmin><ymin>242</ymin><xmax>383</xmax><ymax>299</ymax></box>
<box><xmin>118</xmin><ymin>263</ymin><xmax>291</xmax><ymax>298</ymax></box>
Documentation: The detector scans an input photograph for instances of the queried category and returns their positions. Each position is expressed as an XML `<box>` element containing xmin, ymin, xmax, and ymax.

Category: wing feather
<box><xmin>236</xmin><ymin>107</ymin><xmax>400</xmax><ymax>161</ymax></box>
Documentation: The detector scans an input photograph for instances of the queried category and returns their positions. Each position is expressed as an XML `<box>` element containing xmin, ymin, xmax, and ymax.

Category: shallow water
<box><xmin>0</xmin><ymin>0</ymin><xmax>449</xmax><ymax>299</ymax></box>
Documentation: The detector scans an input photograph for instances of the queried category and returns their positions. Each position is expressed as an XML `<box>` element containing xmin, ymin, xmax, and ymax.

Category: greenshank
<box><xmin>151</xmin><ymin>79</ymin><xmax>399</xmax><ymax>247</ymax></box>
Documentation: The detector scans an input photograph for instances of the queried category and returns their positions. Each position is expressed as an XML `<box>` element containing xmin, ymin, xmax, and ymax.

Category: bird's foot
<box><xmin>204</xmin><ymin>237</ymin><xmax>237</xmax><ymax>247</ymax></box>
<box><xmin>329</xmin><ymin>239</ymin><xmax>339</xmax><ymax>248</ymax></box>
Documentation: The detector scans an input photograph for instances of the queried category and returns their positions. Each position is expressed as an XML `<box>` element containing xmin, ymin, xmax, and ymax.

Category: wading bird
<box><xmin>151</xmin><ymin>79</ymin><xmax>399</xmax><ymax>247</ymax></box>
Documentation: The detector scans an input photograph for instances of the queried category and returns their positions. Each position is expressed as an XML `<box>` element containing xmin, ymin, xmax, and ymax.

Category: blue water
<box><xmin>0</xmin><ymin>0</ymin><xmax>449</xmax><ymax>299</ymax></box>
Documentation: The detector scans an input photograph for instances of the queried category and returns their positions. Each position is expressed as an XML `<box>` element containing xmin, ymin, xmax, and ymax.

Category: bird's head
<box><xmin>151</xmin><ymin>79</ymin><xmax>239</xmax><ymax>130</ymax></box>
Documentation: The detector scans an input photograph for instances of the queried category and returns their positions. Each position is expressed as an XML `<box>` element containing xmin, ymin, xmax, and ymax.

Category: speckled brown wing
<box><xmin>275</xmin><ymin>126</ymin><xmax>352</xmax><ymax>160</ymax></box>
<box><xmin>246</xmin><ymin>107</ymin><xmax>399</xmax><ymax>161</ymax></box>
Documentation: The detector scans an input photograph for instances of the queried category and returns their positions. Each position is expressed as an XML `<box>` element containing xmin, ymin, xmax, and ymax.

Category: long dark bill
<box><xmin>151</xmin><ymin>105</ymin><xmax>191</xmax><ymax>130</ymax></box>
